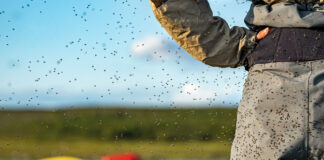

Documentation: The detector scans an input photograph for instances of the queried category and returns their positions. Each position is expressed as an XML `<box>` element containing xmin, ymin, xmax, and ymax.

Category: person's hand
<box><xmin>256</xmin><ymin>27</ymin><xmax>270</xmax><ymax>40</ymax></box>
<box><xmin>151</xmin><ymin>0</ymin><xmax>167</xmax><ymax>8</ymax></box>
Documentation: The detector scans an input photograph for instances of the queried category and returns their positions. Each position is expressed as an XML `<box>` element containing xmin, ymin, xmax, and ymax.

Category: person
<box><xmin>149</xmin><ymin>0</ymin><xmax>324</xmax><ymax>159</ymax></box>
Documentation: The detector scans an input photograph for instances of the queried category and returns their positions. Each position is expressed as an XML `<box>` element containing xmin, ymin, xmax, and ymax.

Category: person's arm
<box><xmin>149</xmin><ymin>0</ymin><xmax>258</xmax><ymax>68</ymax></box>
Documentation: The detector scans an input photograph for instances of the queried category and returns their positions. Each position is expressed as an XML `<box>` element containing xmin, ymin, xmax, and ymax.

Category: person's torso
<box><xmin>247</xmin><ymin>27</ymin><xmax>324</xmax><ymax>66</ymax></box>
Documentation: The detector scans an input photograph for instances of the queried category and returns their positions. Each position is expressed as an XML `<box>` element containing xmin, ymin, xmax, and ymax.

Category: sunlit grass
<box><xmin>0</xmin><ymin>139</ymin><xmax>231</xmax><ymax>159</ymax></box>
<box><xmin>0</xmin><ymin>108</ymin><xmax>236</xmax><ymax>159</ymax></box>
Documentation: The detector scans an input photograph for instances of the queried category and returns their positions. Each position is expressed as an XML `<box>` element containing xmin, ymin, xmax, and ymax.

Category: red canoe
<box><xmin>101</xmin><ymin>153</ymin><xmax>139</xmax><ymax>160</ymax></box>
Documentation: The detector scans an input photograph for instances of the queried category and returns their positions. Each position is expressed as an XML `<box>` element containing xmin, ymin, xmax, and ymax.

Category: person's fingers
<box><xmin>256</xmin><ymin>27</ymin><xmax>270</xmax><ymax>40</ymax></box>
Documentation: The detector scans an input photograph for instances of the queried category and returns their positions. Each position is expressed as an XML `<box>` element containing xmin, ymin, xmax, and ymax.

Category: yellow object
<box><xmin>40</xmin><ymin>157</ymin><xmax>82</xmax><ymax>160</ymax></box>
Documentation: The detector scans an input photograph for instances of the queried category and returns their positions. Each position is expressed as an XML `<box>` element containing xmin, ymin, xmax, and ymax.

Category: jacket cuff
<box><xmin>238</xmin><ymin>31</ymin><xmax>258</xmax><ymax>67</ymax></box>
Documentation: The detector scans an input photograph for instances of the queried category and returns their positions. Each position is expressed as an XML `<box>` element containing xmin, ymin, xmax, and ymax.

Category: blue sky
<box><xmin>0</xmin><ymin>0</ymin><xmax>252</xmax><ymax>109</ymax></box>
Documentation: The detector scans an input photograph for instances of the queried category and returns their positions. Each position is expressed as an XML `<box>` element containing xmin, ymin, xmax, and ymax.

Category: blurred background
<box><xmin>0</xmin><ymin>0</ymin><xmax>251</xmax><ymax>159</ymax></box>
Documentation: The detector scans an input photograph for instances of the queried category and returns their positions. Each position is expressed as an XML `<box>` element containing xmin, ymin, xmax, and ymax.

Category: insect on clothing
<box><xmin>149</xmin><ymin>0</ymin><xmax>324</xmax><ymax>159</ymax></box>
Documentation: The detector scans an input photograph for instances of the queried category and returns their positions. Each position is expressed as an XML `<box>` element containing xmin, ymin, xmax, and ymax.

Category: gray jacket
<box><xmin>150</xmin><ymin>0</ymin><xmax>257</xmax><ymax>68</ymax></box>
<box><xmin>150</xmin><ymin>0</ymin><xmax>324</xmax><ymax>159</ymax></box>
<box><xmin>246</xmin><ymin>2</ymin><xmax>324</xmax><ymax>29</ymax></box>
<box><xmin>150</xmin><ymin>0</ymin><xmax>324</xmax><ymax>68</ymax></box>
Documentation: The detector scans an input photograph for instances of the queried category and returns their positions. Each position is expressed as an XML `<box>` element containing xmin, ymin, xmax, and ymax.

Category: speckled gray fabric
<box><xmin>231</xmin><ymin>60</ymin><xmax>324</xmax><ymax>160</ymax></box>
<box><xmin>149</xmin><ymin>0</ymin><xmax>324</xmax><ymax>159</ymax></box>
<box><xmin>245</xmin><ymin>2</ymin><xmax>324</xmax><ymax>29</ymax></box>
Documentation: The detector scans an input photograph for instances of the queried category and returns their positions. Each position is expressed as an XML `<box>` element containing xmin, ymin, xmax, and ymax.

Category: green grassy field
<box><xmin>0</xmin><ymin>139</ymin><xmax>232</xmax><ymax>159</ymax></box>
<box><xmin>0</xmin><ymin>108</ymin><xmax>237</xmax><ymax>159</ymax></box>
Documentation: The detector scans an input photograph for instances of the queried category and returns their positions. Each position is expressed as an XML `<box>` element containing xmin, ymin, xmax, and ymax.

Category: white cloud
<box><xmin>131</xmin><ymin>35</ymin><xmax>168</xmax><ymax>59</ymax></box>
<box><xmin>130</xmin><ymin>35</ymin><xmax>202</xmax><ymax>66</ymax></box>
<box><xmin>130</xmin><ymin>35</ymin><xmax>185</xmax><ymax>61</ymax></box>
<box><xmin>172</xmin><ymin>82</ymin><xmax>243</xmax><ymax>106</ymax></box>
<box><xmin>131</xmin><ymin>36</ymin><xmax>164</xmax><ymax>55</ymax></box>
<box><xmin>173</xmin><ymin>83</ymin><xmax>215</xmax><ymax>104</ymax></box>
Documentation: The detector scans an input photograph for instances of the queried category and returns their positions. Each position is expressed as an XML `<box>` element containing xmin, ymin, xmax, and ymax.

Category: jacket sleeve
<box><xmin>149</xmin><ymin>0</ymin><xmax>257</xmax><ymax>68</ymax></box>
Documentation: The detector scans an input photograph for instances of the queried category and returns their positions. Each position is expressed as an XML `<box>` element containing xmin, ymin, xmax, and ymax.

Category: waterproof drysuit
<box><xmin>149</xmin><ymin>0</ymin><xmax>324</xmax><ymax>159</ymax></box>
